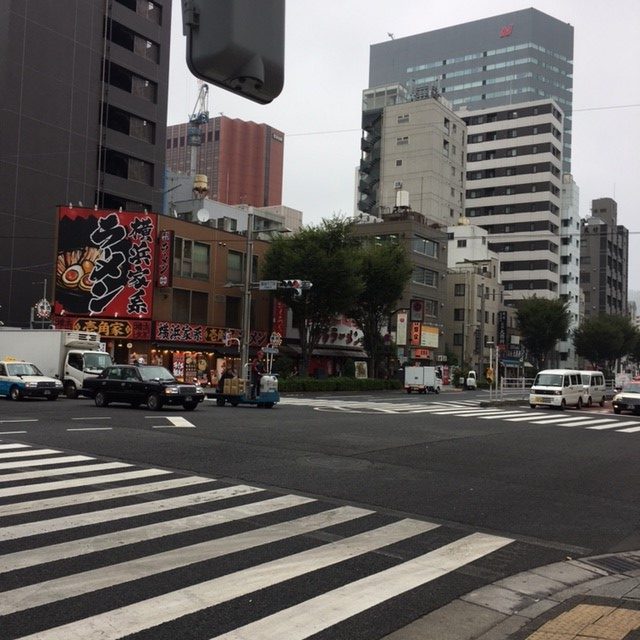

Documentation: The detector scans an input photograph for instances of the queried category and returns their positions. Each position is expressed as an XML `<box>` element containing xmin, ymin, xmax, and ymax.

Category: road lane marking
<box><xmin>0</xmin><ymin>467</ymin><xmax>167</xmax><ymax>498</ymax></box>
<box><xmin>0</xmin><ymin>419</ymin><xmax>37</xmax><ymax>424</ymax></box>
<box><xmin>0</xmin><ymin>495</ymin><xmax>317</xmax><ymax>573</ymax></box>
<box><xmin>146</xmin><ymin>416</ymin><xmax>196</xmax><ymax>428</ymax></box>
<box><xmin>66</xmin><ymin>427</ymin><xmax>113</xmax><ymax>431</ymax></box>
<box><xmin>0</xmin><ymin>484</ymin><xmax>264</xmax><ymax>541</ymax></box>
<box><xmin>213</xmin><ymin>532</ymin><xmax>512</xmax><ymax>640</ymax></box>
<box><xmin>0</xmin><ymin>504</ymin><xmax>378</xmax><ymax>613</ymax></box>
<box><xmin>12</xmin><ymin>519</ymin><xmax>438</xmax><ymax>638</ymax></box>
<box><xmin>0</xmin><ymin>431</ymin><xmax>28</xmax><ymax>434</ymax></box>
<box><xmin>71</xmin><ymin>416</ymin><xmax>112</xmax><ymax>420</ymax></box>
<box><xmin>587</xmin><ymin>421</ymin><xmax>639</xmax><ymax>430</ymax></box>
<box><xmin>0</xmin><ymin>475</ymin><xmax>214</xmax><ymax>517</ymax></box>
<box><xmin>0</xmin><ymin>454</ymin><xmax>93</xmax><ymax>470</ymax></box>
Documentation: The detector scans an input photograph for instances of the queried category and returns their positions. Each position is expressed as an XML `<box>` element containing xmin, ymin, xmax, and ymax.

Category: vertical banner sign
<box><xmin>272</xmin><ymin>299</ymin><xmax>288</xmax><ymax>337</ymax></box>
<box><xmin>497</xmin><ymin>310</ymin><xmax>508</xmax><ymax>348</ymax></box>
<box><xmin>410</xmin><ymin>299</ymin><xmax>424</xmax><ymax>322</ymax></box>
<box><xmin>396</xmin><ymin>311</ymin><xmax>408</xmax><ymax>346</ymax></box>
<box><xmin>54</xmin><ymin>207</ymin><xmax>157</xmax><ymax>319</ymax></box>
<box><xmin>410</xmin><ymin>322</ymin><xmax>421</xmax><ymax>346</ymax></box>
<box><xmin>156</xmin><ymin>229</ymin><xmax>174</xmax><ymax>287</ymax></box>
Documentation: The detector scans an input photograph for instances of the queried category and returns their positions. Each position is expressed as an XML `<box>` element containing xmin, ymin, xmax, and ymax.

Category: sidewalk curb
<box><xmin>383</xmin><ymin>551</ymin><xmax>640</xmax><ymax>639</ymax></box>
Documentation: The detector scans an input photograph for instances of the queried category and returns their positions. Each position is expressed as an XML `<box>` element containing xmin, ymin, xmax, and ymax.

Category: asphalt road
<box><xmin>0</xmin><ymin>390</ymin><xmax>638</xmax><ymax>639</ymax></box>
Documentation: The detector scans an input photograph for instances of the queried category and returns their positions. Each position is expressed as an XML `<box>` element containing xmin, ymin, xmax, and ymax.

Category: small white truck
<box><xmin>0</xmin><ymin>329</ymin><xmax>113</xmax><ymax>398</ymax></box>
<box><xmin>404</xmin><ymin>366</ymin><xmax>442</xmax><ymax>394</ymax></box>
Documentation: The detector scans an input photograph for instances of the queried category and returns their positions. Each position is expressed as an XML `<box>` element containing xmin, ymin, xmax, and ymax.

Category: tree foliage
<box><xmin>347</xmin><ymin>240</ymin><xmax>412</xmax><ymax>378</ymax></box>
<box><xmin>574</xmin><ymin>314</ymin><xmax>639</xmax><ymax>369</ymax></box>
<box><xmin>516</xmin><ymin>296</ymin><xmax>571</xmax><ymax>369</ymax></box>
<box><xmin>260</xmin><ymin>217</ymin><xmax>363</xmax><ymax>376</ymax></box>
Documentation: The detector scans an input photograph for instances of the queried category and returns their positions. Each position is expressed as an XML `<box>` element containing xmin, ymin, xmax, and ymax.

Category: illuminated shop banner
<box><xmin>53</xmin><ymin>315</ymin><xmax>152</xmax><ymax>340</ymax></box>
<box><xmin>155</xmin><ymin>322</ymin><xmax>268</xmax><ymax>347</ymax></box>
<box><xmin>156</xmin><ymin>229</ymin><xmax>174</xmax><ymax>287</ymax></box>
<box><xmin>55</xmin><ymin>207</ymin><xmax>157</xmax><ymax>319</ymax></box>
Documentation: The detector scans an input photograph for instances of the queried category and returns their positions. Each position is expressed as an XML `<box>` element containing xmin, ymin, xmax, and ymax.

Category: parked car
<box><xmin>84</xmin><ymin>364</ymin><xmax>205</xmax><ymax>410</ymax></box>
<box><xmin>611</xmin><ymin>382</ymin><xmax>640</xmax><ymax>415</ymax></box>
<box><xmin>0</xmin><ymin>358</ymin><xmax>64</xmax><ymax>401</ymax></box>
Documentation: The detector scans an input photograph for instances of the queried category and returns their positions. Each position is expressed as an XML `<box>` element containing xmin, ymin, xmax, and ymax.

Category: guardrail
<box><xmin>489</xmin><ymin>377</ymin><xmax>617</xmax><ymax>401</ymax></box>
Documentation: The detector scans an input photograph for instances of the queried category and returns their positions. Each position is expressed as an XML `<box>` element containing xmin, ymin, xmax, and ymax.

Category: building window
<box><xmin>454</xmin><ymin>283</ymin><xmax>465</xmax><ymax>296</ymax></box>
<box><xmin>457</xmin><ymin>239</ymin><xmax>467</xmax><ymax>247</ymax></box>
<box><xmin>396</xmin><ymin>159</ymin><xmax>403</xmax><ymax>166</ymax></box>
<box><xmin>115</xmin><ymin>0</ymin><xmax>162</xmax><ymax>24</ymax></box>
<box><xmin>173</xmin><ymin>238</ymin><xmax>210</xmax><ymax>280</ymax></box>
<box><xmin>453</xmin><ymin>333</ymin><xmax>463</xmax><ymax>346</ymax></box>
<box><xmin>109</xmin><ymin>20</ymin><xmax>160</xmax><ymax>63</ymax></box>
<box><xmin>104</xmin><ymin>104</ymin><xmax>155</xmax><ymax>143</ymax></box>
<box><xmin>172</xmin><ymin>289</ymin><xmax>208</xmax><ymax>324</ymax></box>
<box><xmin>103</xmin><ymin>149</ymin><xmax>153</xmax><ymax>185</ymax></box>
<box><xmin>412</xmin><ymin>267</ymin><xmax>437</xmax><ymax>287</ymax></box>
<box><xmin>227</xmin><ymin>250</ymin><xmax>243</xmax><ymax>284</ymax></box>
<box><xmin>454</xmin><ymin>308</ymin><xmax>465</xmax><ymax>321</ymax></box>
<box><xmin>413</xmin><ymin>236</ymin><xmax>438</xmax><ymax>257</ymax></box>
<box><xmin>443</xmin><ymin>139</ymin><xmax>450</xmax><ymax>156</ymax></box>
<box><xmin>397</xmin><ymin>114</ymin><xmax>409</xmax><ymax>123</ymax></box>
<box><xmin>106</xmin><ymin>62</ymin><xmax>157</xmax><ymax>103</ymax></box>
<box><xmin>397</xmin><ymin>136</ymin><xmax>409</xmax><ymax>145</ymax></box>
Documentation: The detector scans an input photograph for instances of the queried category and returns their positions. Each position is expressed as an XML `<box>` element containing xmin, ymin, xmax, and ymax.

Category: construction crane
<box><xmin>188</xmin><ymin>81</ymin><xmax>209</xmax><ymax>197</ymax></box>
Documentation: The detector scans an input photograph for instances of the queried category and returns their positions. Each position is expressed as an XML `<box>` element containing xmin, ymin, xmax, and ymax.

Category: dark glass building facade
<box><xmin>0</xmin><ymin>0</ymin><xmax>171</xmax><ymax>327</ymax></box>
<box><xmin>368</xmin><ymin>8</ymin><xmax>574</xmax><ymax>172</ymax></box>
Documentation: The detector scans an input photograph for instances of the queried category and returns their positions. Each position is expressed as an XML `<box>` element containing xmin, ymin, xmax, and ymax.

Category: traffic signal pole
<box><xmin>240</xmin><ymin>212</ymin><xmax>254</xmax><ymax>389</ymax></box>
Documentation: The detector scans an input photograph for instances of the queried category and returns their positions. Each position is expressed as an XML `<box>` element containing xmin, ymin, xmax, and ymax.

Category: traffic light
<box><xmin>182</xmin><ymin>0</ymin><xmax>285</xmax><ymax>104</ymax></box>
<box><xmin>280</xmin><ymin>279</ymin><xmax>302</xmax><ymax>296</ymax></box>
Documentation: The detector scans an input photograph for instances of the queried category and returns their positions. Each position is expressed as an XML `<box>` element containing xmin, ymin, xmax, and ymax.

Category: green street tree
<box><xmin>261</xmin><ymin>218</ymin><xmax>363</xmax><ymax>377</ymax></box>
<box><xmin>516</xmin><ymin>296</ymin><xmax>571</xmax><ymax>370</ymax></box>
<box><xmin>574</xmin><ymin>315</ymin><xmax>639</xmax><ymax>370</ymax></box>
<box><xmin>347</xmin><ymin>240</ymin><xmax>412</xmax><ymax>378</ymax></box>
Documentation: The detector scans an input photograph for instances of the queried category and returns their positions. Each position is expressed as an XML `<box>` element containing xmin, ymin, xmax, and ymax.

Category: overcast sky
<box><xmin>167</xmin><ymin>0</ymin><xmax>640</xmax><ymax>292</ymax></box>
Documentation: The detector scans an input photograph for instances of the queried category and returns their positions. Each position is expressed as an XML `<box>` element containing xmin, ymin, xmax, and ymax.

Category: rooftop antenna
<box><xmin>387</xmin><ymin>32</ymin><xmax>394</xmax><ymax>40</ymax></box>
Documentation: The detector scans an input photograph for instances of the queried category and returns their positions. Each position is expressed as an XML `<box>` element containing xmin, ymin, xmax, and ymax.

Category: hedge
<box><xmin>278</xmin><ymin>377</ymin><xmax>403</xmax><ymax>393</ymax></box>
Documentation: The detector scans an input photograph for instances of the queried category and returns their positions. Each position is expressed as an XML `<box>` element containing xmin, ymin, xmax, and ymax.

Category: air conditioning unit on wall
<box><xmin>393</xmin><ymin>180</ymin><xmax>403</xmax><ymax>189</ymax></box>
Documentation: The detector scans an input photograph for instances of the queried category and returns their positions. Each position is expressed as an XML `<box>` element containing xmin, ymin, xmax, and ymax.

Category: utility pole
<box><xmin>240</xmin><ymin>211</ymin><xmax>254</xmax><ymax>388</ymax></box>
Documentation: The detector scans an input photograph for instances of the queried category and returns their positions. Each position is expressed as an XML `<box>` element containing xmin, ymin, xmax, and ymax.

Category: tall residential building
<box><xmin>580</xmin><ymin>198</ymin><xmax>629</xmax><ymax>319</ymax></box>
<box><xmin>368</xmin><ymin>8</ymin><xmax>574</xmax><ymax>173</ymax></box>
<box><xmin>358</xmin><ymin>84</ymin><xmax>466</xmax><ymax>224</ymax></box>
<box><xmin>558</xmin><ymin>174</ymin><xmax>582</xmax><ymax>366</ymax></box>
<box><xmin>462</xmin><ymin>99</ymin><xmax>564</xmax><ymax>302</ymax></box>
<box><xmin>0</xmin><ymin>0</ymin><xmax>171</xmax><ymax>327</ymax></box>
<box><xmin>165</xmin><ymin>116</ymin><xmax>284</xmax><ymax>208</ymax></box>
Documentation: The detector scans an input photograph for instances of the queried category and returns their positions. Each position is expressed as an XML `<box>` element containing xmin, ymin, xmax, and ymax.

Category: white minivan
<box><xmin>529</xmin><ymin>369</ymin><xmax>584</xmax><ymax>410</ymax></box>
<box><xmin>579</xmin><ymin>370</ymin><xmax>606</xmax><ymax>407</ymax></box>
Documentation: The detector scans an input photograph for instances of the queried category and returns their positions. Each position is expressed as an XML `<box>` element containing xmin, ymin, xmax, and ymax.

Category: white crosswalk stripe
<box><xmin>279</xmin><ymin>397</ymin><xmax>639</xmax><ymax>434</ymax></box>
<box><xmin>0</xmin><ymin>444</ymin><xmax>514</xmax><ymax>640</ymax></box>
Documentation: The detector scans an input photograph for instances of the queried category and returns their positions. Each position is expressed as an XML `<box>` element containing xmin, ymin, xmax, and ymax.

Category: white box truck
<box><xmin>404</xmin><ymin>366</ymin><xmax>442</xmax><ymax>394</ymax></box>
<box><xmin>0</xmin><ymin>329</ymin><xmax>113</xmax><ymax>398</ymax></box>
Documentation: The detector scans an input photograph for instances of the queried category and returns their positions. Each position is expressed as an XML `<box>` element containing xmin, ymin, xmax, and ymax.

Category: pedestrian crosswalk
<box><xmin>279</xmin><ymin>397</ymin><xmax>640</xmax><ymax>433</ymax></box>
<box><xmin>0</xmin><ymin>442</ymin><xmax>517</xmax><ymax>639</ymax></box>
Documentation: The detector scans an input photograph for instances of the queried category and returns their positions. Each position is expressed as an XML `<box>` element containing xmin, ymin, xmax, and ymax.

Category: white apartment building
<box><xmin>558</xmin><ymin>174</ymin><xmax>581</xmax><ymax>367</ymax></box>
<box><xmin>461</xmin><ymin>99</ymin><xmax>564</xmax><ymax>303</ymax></box>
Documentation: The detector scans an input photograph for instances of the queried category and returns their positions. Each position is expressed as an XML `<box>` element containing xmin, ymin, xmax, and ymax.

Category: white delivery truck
<box><xmin>404</xmin><ymin>366</ymin><xmax>442</xmax><ymax>394</ymax></box>
<box><xmin>0</xmin><ymin>329</ymin><xmax>113</xmax><ymax>398</ymax></box>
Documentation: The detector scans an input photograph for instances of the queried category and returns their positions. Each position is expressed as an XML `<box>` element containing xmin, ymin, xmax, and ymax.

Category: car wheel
<box><xmin>560</xmin><ymin>399</ymin><xmax>566</xmax><ymax>410</ymax></box>
<box><xmin>183</xmin><ymin>401</ymin><xmax>198</xmax><ymax>411</ymax></box>
<box><xmin>46</xmin><ymin>394</ymin><xmax>58</xmax><ymax>401</ymax></box>
<box><xmin>434</xmin><ymin>387</ymin><xmax>440</xmax><ymax>394</ymax></box>
<box><xmin>586</xmin><ymin>396</ymin><xmax>592</xmax><ymax>408</ymax></box>
<box><xmin>216</xmin><ymin>397</ymin><xmax>225</xmax><ymax>407</ymax></box>
<box><xmin>65</xmin><ymin>382</ymin><xmax>78</xmax><ymax>399</ymax></box>
<box><xmin>147</xmin><ymin>393</ymin><xmax>163</xmax><ymax>411</ymax></box>
<box><xmin>530</xmin><ymin>404</ymin><xmax>536</xmax><ymax>409</ymax></box>
<box><xmin>94</xmin><ymin>391</ymin><xmax>108</xmax><ymax>407</ymax></box>
<box><xmin>613</xmin><ymin>407</ymin><xmax>621</xmax><ymax>414</ymax></box>
<box><xmin>406</xmin><ymin>389</ymin><xmax>411</xmax><ymax>394</ymax></box>
<box><xmin>576</xmin><ymin>397</ymin><xmax>582</xmax><ymax>410</ymax></box>
<box><xmin>10</xmin><ymin>386</ymin><xmax>23</xmax><ymax>401</ymax></box>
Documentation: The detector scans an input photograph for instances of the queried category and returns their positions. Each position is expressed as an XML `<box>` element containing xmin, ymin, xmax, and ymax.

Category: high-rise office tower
<box><xmin>368</xmin><ymin>8</ymin><xmax>574</xmax><ymax>173</ymax></box>
<box><xmin>165</xmin><ymin>116</ymin><xmax>284</xmax><ymax>208</ymax></box>
<box><xmin>0</xmin><ymin>0</ymin><xmax>171</xmax><ymax>327</ymax></box>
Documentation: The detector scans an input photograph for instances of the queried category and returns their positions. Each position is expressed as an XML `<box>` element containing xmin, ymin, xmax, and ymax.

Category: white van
<box><xmin>579</xmin><ymin>370</ymin><xmax>606</xmax><ymax>407</ymax></box>
<box><xmin>529</xmin><ymin>369</ymin><xmax>584</xmax><ymax>410</ymax></box>
<box><xmin>465</xmin><ymin>370</ymin><xmax>477</xmax><ymax>390</ymax></box>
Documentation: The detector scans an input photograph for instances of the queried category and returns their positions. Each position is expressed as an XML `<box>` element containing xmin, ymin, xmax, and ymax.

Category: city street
<box><xmin>0</xmin><ymin>390</ymin><xmax>638</xmax><ymax>638</ymax></box>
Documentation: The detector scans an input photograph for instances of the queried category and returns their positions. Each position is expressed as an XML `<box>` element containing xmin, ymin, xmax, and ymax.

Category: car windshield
<box><xmin>621</xmin><ymin>383</ymin><xmax>640</xmax><ymax>394</ymax></box>
<box><xmin>138</xmin><ymin>366</ymin><xmax>176</xmax><ymax>382</ymax></box>
<box><xmin>84</xmin><ymin>352</ymin><xmax>113</xmax><ymax>371</ymax></box>
<box><xmin>534</xmin><ymin>373</ymin><xmax>562</xmax><ymax>387</ymax></box>
<box><xmin>6</xmin><ymin>362</ymin><xmax>43</xmax><ymax>376</ymax></box>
